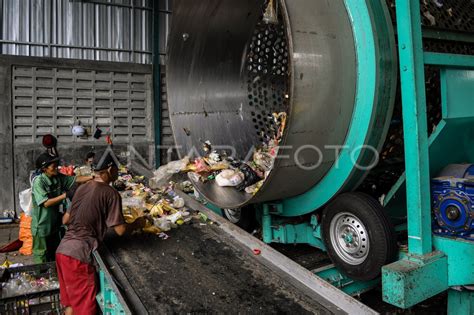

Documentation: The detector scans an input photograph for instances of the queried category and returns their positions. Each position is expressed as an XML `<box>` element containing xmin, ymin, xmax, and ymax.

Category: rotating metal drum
<box><xmin>166</xmin><ymin>0</ymin><xmax>397</xmax><ymax>210</ymax></box>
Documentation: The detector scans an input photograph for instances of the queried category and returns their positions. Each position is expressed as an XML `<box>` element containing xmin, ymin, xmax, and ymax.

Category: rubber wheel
<box><xmin>321</xmin><ymin>192</ymin><xmax>397</xmax><ymax>281</ymax></box>
<box><xmin>223</xmin><ymin>206</ymin><xmax>256</xmax><ymax>232</ymax></box>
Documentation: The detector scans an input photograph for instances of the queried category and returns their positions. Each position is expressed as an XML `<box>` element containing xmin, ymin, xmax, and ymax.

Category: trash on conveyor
<box><xmin>115</xmin><ymin>166</ymin><xmax>195</xmax><ymax>237</ymax></box>
<box><xmin>117</xmin><ymin>111</ymin><xmax>288</xmax><ymax>236</ymax></box>
<box><xmin>148</xmin><ymin>111</ymin><xmax>287</xmax><ymax>195</ymax></box>
<box><xmin>175</xmin><ymin>181</ymin><xmax>194</xmax><ymax>193</ymax></box>
<box><xmin>215</xmin><ymin>169</ymin><xmax>245</xmax><ymax>187</ymax></box>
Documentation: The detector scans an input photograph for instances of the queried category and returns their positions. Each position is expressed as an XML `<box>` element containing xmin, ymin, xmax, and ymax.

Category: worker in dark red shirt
<box><xmin>56</xmin><ymin>152</ymin><xmax>147</xmax><ymax>315</ymax></box>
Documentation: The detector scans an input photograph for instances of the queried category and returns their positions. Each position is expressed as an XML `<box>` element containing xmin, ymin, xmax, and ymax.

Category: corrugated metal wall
<box><xmin>0</xmin><ymin>0</ymin><xmax>153</xmax><ymax>64</ymax></box>
<box><xmin>0</xmin><ymin>1</ymin><xmax>178</xmax><ymax>209</ymax></box>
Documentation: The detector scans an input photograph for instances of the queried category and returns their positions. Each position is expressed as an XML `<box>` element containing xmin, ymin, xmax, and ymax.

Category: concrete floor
<box><xmin>0</xmin><ymin>222</ymin><xmax>447</xmax><ymax>314</ymax></box>
<box><xmin>0</xmin><ymin>223</ymin><xmax>34</xmax><ymax>266</ymax></box>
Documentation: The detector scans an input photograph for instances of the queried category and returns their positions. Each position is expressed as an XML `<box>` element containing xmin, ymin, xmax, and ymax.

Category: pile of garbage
<box><xmin>116</xmin><ymin>111</ymin><xmax>287</xmax><ymax>234</ymax></box>
<box><xmin>150</xmin><ymin>112</ymin><xmax>287</xmax><ymax>195</ymax></box>
<box><xmin>1</xmin><ymin>272</ymin><xmax>59</xmax><ymax>298</ymax></box>
<box><xmin>115</xmin><ymin>166</ymin><xmax>196</xmax><ymax>237</ymax></box>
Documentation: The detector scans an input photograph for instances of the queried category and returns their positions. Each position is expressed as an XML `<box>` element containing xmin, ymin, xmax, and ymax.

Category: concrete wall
<box><xmin>0</xmin><ymin>62</ymin><xmax>14</xmax><ymax>210</ymax></box>
<box><xmin>0</xmin><ymin>55</ymin><xmax>155</xmax><ymax>211</ymax></box>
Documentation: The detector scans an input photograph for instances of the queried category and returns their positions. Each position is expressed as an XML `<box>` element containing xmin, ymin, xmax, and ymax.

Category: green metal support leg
<box><xmin>448</xmin><ymin>289</ymin><xmax>474</xmax><ymax>315</ymax></box>
<box><xmin>395</xmin><ymin>0</ymin><xmax>432</xmax><ymax>255</ymax></box>
<box><xmin>383</xmin><ymin>24</ymin><xmax>474</xmax><ymax>308</ymax></box>
<box><xmin>262</xmin><ymin>204</ymin><xmax>273</xmax><ymax>244</ymax></box>
<box><xmin>97</xmin><ymin>270</ymin><xmax>127</xmax><ymax>314</ymax></box>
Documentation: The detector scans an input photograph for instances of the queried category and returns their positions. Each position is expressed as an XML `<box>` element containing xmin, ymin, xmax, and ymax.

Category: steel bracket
<box><xmin>382</xmin><ymin>251</ymin><xmax>448</xmax><ymax>308</ymax></box>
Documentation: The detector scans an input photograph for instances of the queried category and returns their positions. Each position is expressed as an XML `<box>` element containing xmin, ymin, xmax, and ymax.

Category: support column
<box><xmin>262</xmin><ymin>204</ymin><xmax>273</xmax><ymax>244</ymax></box>
<box><xmin>395</xmin><ymin>0</ymin><xmax>432</xmax><ymax>255</ymax></box>
<box><xmin>152</xmin><ymin>0</ymin><xmax>162</xmax><ymax>168</ymax></box>
<box><xmin>448</xmin><ymin>289</ymin><xmax>474</xmax><ymax>315</ymax></box>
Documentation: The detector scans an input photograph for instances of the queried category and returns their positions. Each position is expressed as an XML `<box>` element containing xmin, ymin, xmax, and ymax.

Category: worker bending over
<box><xmin>56</xmin><ymin>152</ymin><xmax>147</xmax><ymax>315</ymax></box>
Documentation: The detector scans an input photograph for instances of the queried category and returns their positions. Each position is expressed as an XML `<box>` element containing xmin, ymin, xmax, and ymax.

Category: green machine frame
<box><xmin>164</xmin><ymin>0</ymin><xmax>474</xmax><ymax>312</ymax></box>
<box><xmin>382</xmin><ymin>1</ymin><xmax>474</xmax><ymax>314</ymax></box>
<box><xmin>208</xmin><ymin>0</ymin><xmax>474</xmax><ymax>312</ymax></box>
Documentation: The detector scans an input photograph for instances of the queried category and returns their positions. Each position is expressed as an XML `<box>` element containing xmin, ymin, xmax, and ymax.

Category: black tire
<box><xmin>222</xmin><ymin>206</ymin><xmax>256</xmax><ymax>232</ymax></box>
<box><xmin>321</xmin><ymin>192</ymin><xmax>397</xmax><ymax>281</ymax></box>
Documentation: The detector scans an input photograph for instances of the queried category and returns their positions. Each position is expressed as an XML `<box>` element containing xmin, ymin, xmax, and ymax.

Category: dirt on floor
<box><xmin>104</xmin><ymin>219</ymin><xmax>329</xmax><ymax>314</ymax></box>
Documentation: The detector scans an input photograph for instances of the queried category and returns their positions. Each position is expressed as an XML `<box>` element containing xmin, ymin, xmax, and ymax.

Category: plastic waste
<box><xmin>18</xmin><ymin>173</ymin><xmax>39</xmax><ymax>217</ymax></box>
<box><xmin>253</xmin><ymin>151</ymin><xmax>274</xmax><ymax>172</ymax></box>
<box><xmin>236</xmin><ymin>164</ymin><xmax>261</xmax><ymax>191</ymax></box>
<box><xmin>215</xmin><ymin>169</ymin><xmax>245</xmax><ymax>187</ymax></box>
<box><xmin>19</xmin><ymin>189</ymin><xmax>32</xmax><ymax>216</ymax></box>
<box><xmin>122</xmin><ymin>197</ymin><xmax>146</xmax><ymax>209</ymax></box>
<box><xmin>202</xmin><ymin>140</ymin><xmax>212</xmax><ymax>152</ymax></box>
<box><xmin>176</xmin><ymin>180</ymin><xmax>194</xmax><ymax>193</ymax></box>
<box><xmin>207</xmin><ymin>151</ymin><xmax>221</xmax><ymax>165</ymax></box>
<box><xmin>75</xmin><ymin>165</ymin><xmax>93</xmax><ymax>177</ymax></box>
<box><xmin>167</xmin><ymin>212</ymin><xmax>183</xmax><ymax>224</ymax></box>
<box><xmin>173</xmin><ymin>196</ymin><xmax>185</xmax><ymax>208</ymax></box>
<box><xmin>208</xmin><ymin>161</ymin><xmax>230</xmax><ymax>171</ymax></box>
<box><xmin>149</xmin><ymin>157</ymin><xmax>190</xmax><ymax>189</ymax></box>
<box><xmin>158</xmin><ymin>232</ymin><xmax>170</xmax><ymax>240</ymax></box>
<box><xmin>188</xmin><ymin>172</ymin><xmax>202</xmax><ymax>183</ymax></box>
<box><xmin>199</xmin><ymin>213</ymin><xmax>208</xmax><ymax>223</ymax></box>
<box><xmin>154</xmin><ymin>217</ymin><xmax>172</xmax><ymax>232</ymax></box>
<box><xmin>245</xmin><ymin>180</ymin><xmax>264</xmax><ymax>195</ymax></box>
<box><xmin>1</xmin><ymin>272</ymin><xmax>59</xmax><ymax>298</ymax></box>
<box><xmin>149</xmin><ymin>204</ymin><xmax>164</xmax><ymax>217</ymax></box>
<box><xmin>193</xmin><ymin>158</ymin><xmax>211</xmax><ymax>173</ymax></box>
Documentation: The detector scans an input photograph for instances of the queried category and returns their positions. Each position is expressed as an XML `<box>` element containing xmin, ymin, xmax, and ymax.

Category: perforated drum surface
<box><xmin>167</xmin><ymin>0</ymin><xmax>361</xmax><ymax>208</ymax></box>
<box><xmin>246</xmin><ymin>12</ymin><xmax>290</xmax><ymax>143</ymax></box>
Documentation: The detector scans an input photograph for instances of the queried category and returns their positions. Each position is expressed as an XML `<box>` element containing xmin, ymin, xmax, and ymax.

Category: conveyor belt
<box><xmin>104</xmin><ymin>221</ymin><xmax>325</xmax><ymax>314</ymax></box>
<box><xmin>98</xmin><ymin>191</ymin><xmax>377</xmax><ymax>314</ymax></box>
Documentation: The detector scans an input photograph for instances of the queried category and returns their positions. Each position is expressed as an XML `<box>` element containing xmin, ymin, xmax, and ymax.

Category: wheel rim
<box><xmin>329</xmin><ymin>212</ymin><xmax>369</xmax><ymax>265</ymax></box>
<box><xmin>223</xmin><ymin>208</ymin><xmax>241</xmax><ymax>224</ymax></box>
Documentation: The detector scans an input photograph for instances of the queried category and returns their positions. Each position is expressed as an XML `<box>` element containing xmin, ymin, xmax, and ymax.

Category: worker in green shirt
<box><xmin>31</xmin><ymin>152</ymin><xmax>93</xmax><ymax>263</ymax></box>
